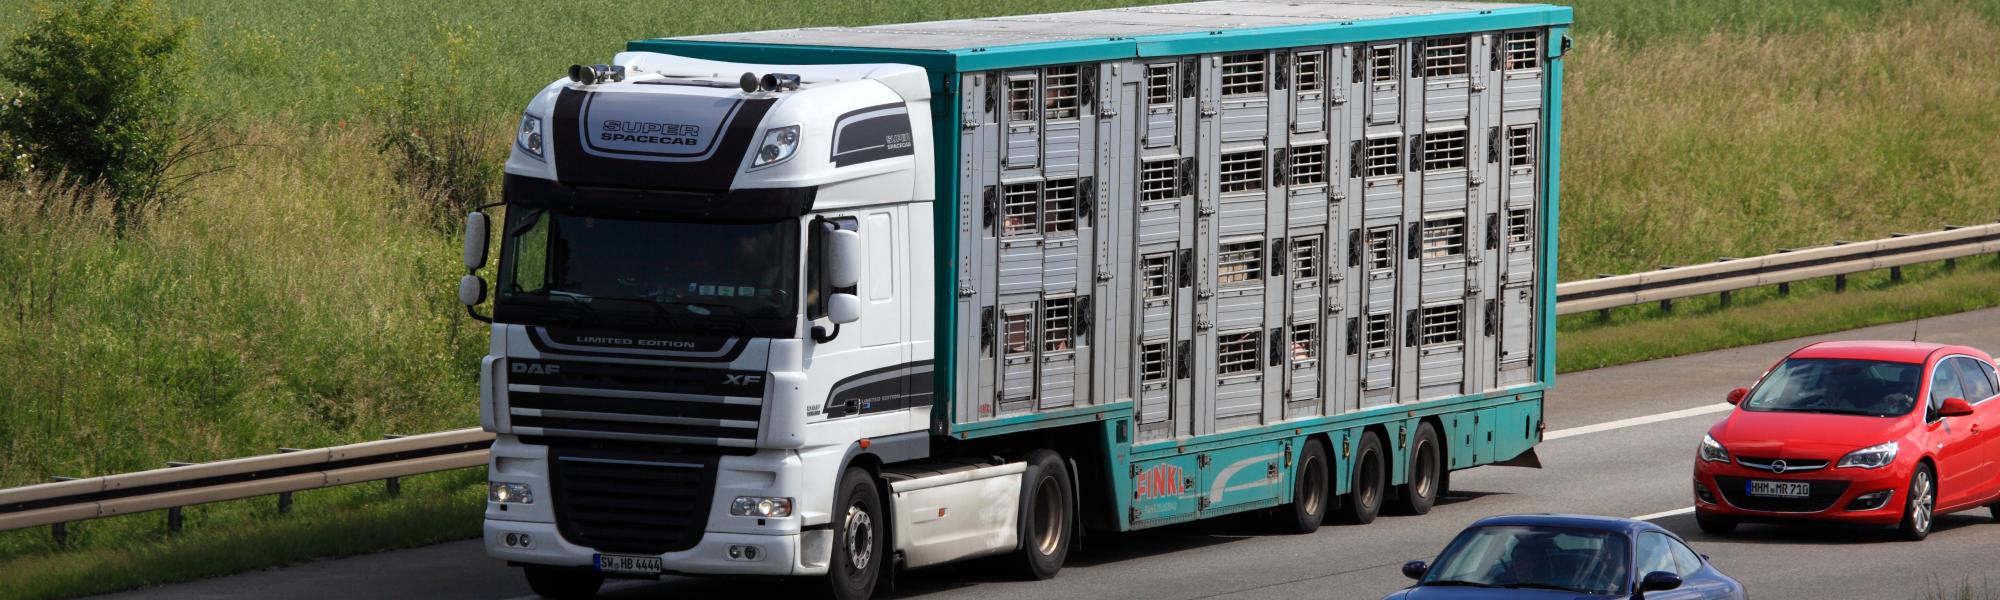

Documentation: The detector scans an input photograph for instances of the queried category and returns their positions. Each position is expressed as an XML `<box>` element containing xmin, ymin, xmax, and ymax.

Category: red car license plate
<box><xmin>1747</xmin><ymin>480</ymin><xmax>1810</xmax><ymax>498</ymax></box>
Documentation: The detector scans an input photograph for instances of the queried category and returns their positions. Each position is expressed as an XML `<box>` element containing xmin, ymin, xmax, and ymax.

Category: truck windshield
<box><xmin>495</xmin><ymin>206</ymin><xmax>799</xmax><ymax>338</ymax></box>
<box><xmin>1743</xmin><ymin>358</ymin><xmax>1922</xmax><ymax>417</ymax></box>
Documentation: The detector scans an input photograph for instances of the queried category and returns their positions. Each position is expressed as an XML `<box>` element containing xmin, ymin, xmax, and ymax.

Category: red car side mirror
<box><xmin>1726</xmin><ymin>387</ymin><xmax>1749</xmax><ymax>405</ymax></box>
<box><xmin>1941</xmin><ymin>397</ymin><xmax>1975</xmax><ymax>418</ymax></box>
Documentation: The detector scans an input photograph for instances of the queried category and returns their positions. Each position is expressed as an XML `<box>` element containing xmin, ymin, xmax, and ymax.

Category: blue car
<box><xmin>1385</xmin><ymin>514</ymin><xmax>1745</xmax><ymax>599</ymax></box>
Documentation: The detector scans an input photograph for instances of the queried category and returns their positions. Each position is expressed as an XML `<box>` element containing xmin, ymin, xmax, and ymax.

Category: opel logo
<box><xmin>1770</xmin><ymin>459</ymin><xmax>1788</xmax><ymax>474</ymax></box>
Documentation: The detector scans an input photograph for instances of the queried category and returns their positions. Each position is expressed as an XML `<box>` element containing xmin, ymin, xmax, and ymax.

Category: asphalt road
<box><xmin>102</xmin><ymin>307</ymin><xmax>2000</xmax><ymax>600</ymax></box>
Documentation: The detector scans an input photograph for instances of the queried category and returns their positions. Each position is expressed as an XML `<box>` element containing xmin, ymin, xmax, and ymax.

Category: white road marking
<box><xmin>1543</xmin><ymin>402</ymin><xmax>1733</xmax><ymax>441</ymax></box>
<box><xmin>1632</xmin><ymin>506</ymin><xmax>1696</xmax><ymax>521</ymax></box>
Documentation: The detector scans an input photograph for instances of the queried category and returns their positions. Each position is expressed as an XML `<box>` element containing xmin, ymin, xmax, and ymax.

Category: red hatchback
<box><xmin>1693</xmin><ymin>341</ymin><xmax>2000</xmax><ymax>540</ymax></box>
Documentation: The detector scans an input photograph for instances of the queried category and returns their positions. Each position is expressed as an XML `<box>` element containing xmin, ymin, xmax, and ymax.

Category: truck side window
<box><xmin>806</xmin><ymin>216</ymin><xmax>859</xmax><ymax>320</ymax></box>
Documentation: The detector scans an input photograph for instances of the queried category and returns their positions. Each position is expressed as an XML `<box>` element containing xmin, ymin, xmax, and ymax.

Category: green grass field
<box><xmin>2</xmin><ymin>0</ymin><xmax>1999</xmax><ymax>597</ymax></box>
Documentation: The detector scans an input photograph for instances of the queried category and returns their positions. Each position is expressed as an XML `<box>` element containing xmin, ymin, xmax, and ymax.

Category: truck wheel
<box><xmin>1334</xmin><ymin>431</ymin><xmax>1386</xmax><ymax>525</ymax></box>
<box><xmin>828</xmin><ymin>467</ymin><xmax>884</xmax><ymax>600</ymax></box>
<box><xmin>1276</xmin><ymin>438</ymin><xmax>1329</xmax><ymax>534</ymax></box>
<box><xmin>1391</xmin><ymin>423</ymin><xmax>1441</xmax><ymax>516</ymax></box>
<box><xmin>522</xmin><ymin>565</ymin><xmax>603</xmax><ymax>600</ymax></box>
<box><xmin>1011</xmin><ymin>449</ymin><xmax>1073</xmax><ymax>580</ymax></box>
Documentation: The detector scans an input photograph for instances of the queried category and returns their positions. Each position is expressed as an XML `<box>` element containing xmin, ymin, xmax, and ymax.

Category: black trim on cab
<box><xmin>551</xmin><ymin>89</ymin><xmax>775</xmax><ymax>192</ymax></box>
<box><xmin>821</xmin><ymin>360</ymin><xmax>935</xmax><ymax>418</ymax></box>
<box><xmin>503</xmin><ymin>174</ymin><xmax>814</xmax><ymax>223</ymax></box>
<box><xmin>829</xmin><ymin>102</ymin><xmax>914</xmax><ymax>168</ymax></box>
<box><xmin>527</xmin><ymin>327</ymin><xmax>748</xmax><ymax>363</ymax></box>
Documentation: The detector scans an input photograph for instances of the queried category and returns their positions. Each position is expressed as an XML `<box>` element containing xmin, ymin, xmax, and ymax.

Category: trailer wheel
<box><xmin>1276</xmin><ymin>438</ymin><xmax>1329</xmax><ymax>534</ymax></box>
<box><xmin>1011</xmin><ymin>449</ymin><xmax>1073</xmax><ymax>580</ymax></box>
<box><xmin>1334</xmin><ymin>431</ymin><xmax>1386</xmax><ymax>525</ymax></box>
<box><xmin>522</xmin><ymin>565</ymin><xmax>603</xmax><ymax>600</ymax></box>
<box><xmin>1391</xmin><ymin>422</ymin><xmax>1441</xmax><ymax>515</ymax></box>
<box><xmin>828</xmin><ymin>467</ymin><xmax>884</xmax><ymax>600</ymax></box>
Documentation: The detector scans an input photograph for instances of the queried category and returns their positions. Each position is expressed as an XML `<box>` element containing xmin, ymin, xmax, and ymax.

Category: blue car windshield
<box><xmin>1420</xmin><ymin>526</ymin><xmax>1630</xmax><ymax>595</ymax></box>
<box><xmin>1743</xmin><ymin>358</ymin><xmax>1923</xmax><ymax>417</ymax></box>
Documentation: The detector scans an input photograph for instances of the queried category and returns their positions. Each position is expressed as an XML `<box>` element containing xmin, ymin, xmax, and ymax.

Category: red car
<box><xmin>1693</xmin><ymin>341</ymin><xmax>2000</xmax><ymax>540</ymax></box>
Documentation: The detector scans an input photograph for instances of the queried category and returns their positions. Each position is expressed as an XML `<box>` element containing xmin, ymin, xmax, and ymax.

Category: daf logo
<box><xmin>1769</xmin><ymin>459</ymin><xmax>1788</xmax><ymax>474</ymax></box>
<box><xmin>510</xmin><ymin>362</ymin><xmax>561</xmax><ymax>375</ymax></box>
<box><xmin>724</xmin><ymin>374</ymin><xmax>764</xmax><ymax>386</ymax></box>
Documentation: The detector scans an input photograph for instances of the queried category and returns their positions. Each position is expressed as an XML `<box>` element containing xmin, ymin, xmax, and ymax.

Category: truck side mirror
<box><xmin>828</xmin><ymin>229</ymin><xmax>861</xmax><ymax>289</ymax></box>
<box><xmin>458</xmin><ymin>211</ymin><xmax>493</xmax><ymax>322</ymax></box>
<box><xmin>828</xmin><ymin>292</ymin><xmax>860</xmax><ymax>325</ymax></box>
<box><xmin>463</xmin><ymin>211</ymin><xmax>490</xmax><ymax>272</ymax></box>
<box><xmin>458</xmin><ymin>274</ymin><xmax>487</xmax><ymax>307</ymax></box>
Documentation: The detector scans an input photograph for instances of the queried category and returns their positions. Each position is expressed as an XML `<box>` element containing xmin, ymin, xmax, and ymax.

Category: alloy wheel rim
<box><xmin>1301</xmin><ymin>455</ymin><xmax>1324</xmax><ymax>515</ymax></box>
<box><xmin>1914</xmin><ymin>472</ymin><xmax>1933</xmax><ymax>532</ymax></box>
<box><xmin>1033</xmin><ymin>475</ymin><xmax>1064</xmax><ymax>555</ymax></box>
<box><xmin>846</xmin><ymin>504</ymin><xmax>873</xmax><ymax>572</ymax></box>
<box><xmin>1360</xmin><ymin>449</ymin><xmax>1381</xmax><ymax>507</ymax></box>
<box><xmin>1414</xmin><ymin>440</ymin><xmax>1436</xmax><ymax>499</ymax></box>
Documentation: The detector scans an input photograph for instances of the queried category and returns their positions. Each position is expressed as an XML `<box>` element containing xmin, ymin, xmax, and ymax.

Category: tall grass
<box><xmin>0</xmin><ymin>124</ymin><xmax>482</xmax><ymax>488</ymax></box>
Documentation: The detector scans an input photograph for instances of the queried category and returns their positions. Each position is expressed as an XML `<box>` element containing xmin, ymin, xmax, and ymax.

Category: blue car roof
<box><xmin>1467</xmin><ymin>514</ymin><xmax>1660</xmax><ymax>536</ymax></box>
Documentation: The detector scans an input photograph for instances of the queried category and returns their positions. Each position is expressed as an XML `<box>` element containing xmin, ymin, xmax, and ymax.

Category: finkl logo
<box><xmin>1134</xmin><ymin>463</ymin><xmax>1187</xmax><ymax>499</ymax></box>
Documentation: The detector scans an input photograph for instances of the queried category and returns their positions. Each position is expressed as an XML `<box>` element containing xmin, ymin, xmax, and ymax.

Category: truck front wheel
<box><xmin>828</xmin><ymin>467</ymin><xmax>884</xmax><ymax>600</ymax></box>
<box><xmin>1011</xmin><ymin>449</ymin><xmax>1073</xmax><ymax>580</ymax></box>
<box><xmin>522</xmin><ymin>565</ymin><xmax>603</xmax><ymax>600</ymax></box>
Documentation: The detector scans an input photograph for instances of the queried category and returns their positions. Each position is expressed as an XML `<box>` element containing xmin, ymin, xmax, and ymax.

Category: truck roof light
<box><xmin>567</xmin><ymin>64</ymin><xmax>624</xmax><ymax>85</ymax></box>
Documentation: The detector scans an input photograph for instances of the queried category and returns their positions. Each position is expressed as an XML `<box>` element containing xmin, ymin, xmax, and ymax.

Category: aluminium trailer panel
<box><xmin>629</xmin><ymin>0</ymin><xmax>1570</xmax><ymax>443</ymax></box>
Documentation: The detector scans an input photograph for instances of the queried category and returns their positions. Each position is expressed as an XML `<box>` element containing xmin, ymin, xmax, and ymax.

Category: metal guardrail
<box><xmin>0</xmin><ymin>428</ymin><xmax>493</xmax><ymax>541</ymax></box>
<box><xmin>2</xmin><ymin>223</ymin><xmax>1997</xmax><ymax>543</ymax></box>
<box><xmin>1555</xmin><ymin>222</ymin><xmax>2000</xmax><ymax>316</ymax></box>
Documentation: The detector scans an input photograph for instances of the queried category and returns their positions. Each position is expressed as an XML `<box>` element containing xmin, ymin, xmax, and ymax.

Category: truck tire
<box><xmin>1334</xmin><ymin>431</ymin><xmax>1385</xmax><ymax>525</ymax></box>
<box><xmin>1391</xmin><ymin>422</ymin><xmax>1441</xmax><ymax>516</ymax></box>
<box><xmin>1011</xmin><ymin>449</ymin><xmax>1073</xmax><ymax>580</ymax></box>
<box><xmin>828</xmin><ymin>467</ymin><xmax>884</xmax><ymax>600</ymax></box>
<box><xmin>522</xmin><ymin>565</ymin><xmax>603</xmax><ymax>600</ymax></box>
<box><xmin>1276</xmin><ymin>438</ymin><xmax>1329</xmax><ymax>534</ymax></box>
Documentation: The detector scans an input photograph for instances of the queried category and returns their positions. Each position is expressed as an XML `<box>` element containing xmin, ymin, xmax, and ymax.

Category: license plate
<box><xmin>595</xmin><ymin>553</ymin><xmax>663</xmax><ymax>575</ymax></box>
<box><xmin>1747</xmin><ymin>480</ymin><xmax>1811</xmax><ymax>498</ymax></box>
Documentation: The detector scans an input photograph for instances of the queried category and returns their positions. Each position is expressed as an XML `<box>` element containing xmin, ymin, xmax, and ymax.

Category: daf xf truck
<box><xmin>458</xmin><ymin>2</ymin><xmax>1572</xmax><ymax>598</ymax></box>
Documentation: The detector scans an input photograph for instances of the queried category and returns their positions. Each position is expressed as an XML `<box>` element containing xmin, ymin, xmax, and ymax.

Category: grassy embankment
<box><xmin>0</xmin><ymin>0</ymin><xmax>1997</xmax><ymax>597</ymax></box>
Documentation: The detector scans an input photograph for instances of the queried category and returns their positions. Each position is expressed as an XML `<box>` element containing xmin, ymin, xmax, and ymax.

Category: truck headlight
<box><xmin>1837</xmin><ymin>441</ymin><xmax>1900</xmax><ymax>469</ymax></box>
<box><xmin>730</xmin><ymin>496</ymin><xmax>793</xmax><ymax>518</ymax></box>
<box><xmin>751</xmin><ymin>125</ymin><xmax>799</xmax><ymax>168</ymax></box>
<box><xmin>1699</xmin><ymin>434</ymin><xmax>1731</xmax><ymax>464</ymax></box>
<box><xmin>489</xmin><ymin>481</ymin><xmax>534</xmax><ymax>504</ymax></box>
<box><xmin>516</xmin><ymin>114</ymin><xmax>543</xmax><ymax>159</ymax></box>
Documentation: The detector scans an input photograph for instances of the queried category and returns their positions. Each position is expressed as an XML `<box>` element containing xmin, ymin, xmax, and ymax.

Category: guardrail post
<box><xmin>277</xmin><ymin>448</ymin><xmax>303</xmax><ymax>513</ymax></box>
<box><xmin>1835</xmin><ymin>274</ymin><xmax>1847</xmax><ymax>293</ymax></box>
<box><xmin>383</xmin><ymin>435</ymin><xmax>405</xmax><ymax>495</ymax></box>
<box><xmin>1719</xmin><ymin>291</ymin><xmax>1731</xmax><ymax>308</ymax></box>
<box><xmin>49</xmin><ymin>476</ymin><xmax>76</xmax><ymax>547</ymax></box>
<box><xmin>166</xmin><ymin>462</ymin><xmax>194</xmax><ymax>533</ymax></box>
<box><xmin>1778</xmin><ymin>282</ymin><xmax>1789</xmax><ymax>296</ymax></box>
<box><xmin>1890</xmin><ymin>266</ymin><xmax>1903</xmax><ymax>283</ymax></box>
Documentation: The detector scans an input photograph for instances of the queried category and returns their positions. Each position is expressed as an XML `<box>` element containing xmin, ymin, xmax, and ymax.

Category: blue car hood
<box><xmin>1383</xmin><ymin>586</ymin><xmax>1621</xmax><ymax>600</ymax></box>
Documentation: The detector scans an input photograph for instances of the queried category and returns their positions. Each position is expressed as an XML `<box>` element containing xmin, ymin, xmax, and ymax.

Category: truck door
<box><xmin>1492</xmin><ymin>29</ymin><xmax>1545</xmax><ymax>387</ymax></box>
<box><xmin>1356</xmin><ymin>224</ymin><xmax>1399</xmax><ymax>409</ymax></box>
<box><xmin>1133</xmin><ymin>58</ymin><xmax>1198</xmax><ymax>442</ymax></box>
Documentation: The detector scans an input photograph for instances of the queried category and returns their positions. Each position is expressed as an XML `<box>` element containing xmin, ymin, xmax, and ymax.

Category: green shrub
<box><xmin>375</xmin><ymin>27</ymin><xmax>501</xmax><ymax>231</ymax></box>
<box><xmin>0</xmin><ymin>0</ymin><xmax>191</xmax><ymax>227</ymax></box>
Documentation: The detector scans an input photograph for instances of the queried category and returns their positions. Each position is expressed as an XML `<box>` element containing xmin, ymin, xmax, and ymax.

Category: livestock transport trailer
<box><xmin>463</xmin><ymin>2</ymin><xmax>1572</xmax><ymax>598</ymax></box>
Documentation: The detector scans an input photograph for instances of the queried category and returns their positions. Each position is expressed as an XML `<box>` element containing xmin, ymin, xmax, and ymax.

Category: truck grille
<box><xmin>507</xmin><ymin>359</ymin><xmax>766</xmax><ymax>447</ymax></box>
<box><xmin>549</xmin><ymin>446</ymin><xmax>718</xmax><ymax>555</ymax></box>
<box><xmin>1714</xmin><ymin>475</ymin><xmax>1850</xmax><ymax>513</ymax></box>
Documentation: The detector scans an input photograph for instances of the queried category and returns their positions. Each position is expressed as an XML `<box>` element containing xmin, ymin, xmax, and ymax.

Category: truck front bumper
<box><xmin>484</xmin><ymin>520</ymin><xmax>829</xmax><ymax>577</ymax></box>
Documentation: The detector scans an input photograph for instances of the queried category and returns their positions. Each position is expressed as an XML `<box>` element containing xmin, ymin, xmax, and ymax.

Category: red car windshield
<box><xmin>1744</xmin><ymin>358</ymin><xmax>1923</xmax><ymax>417</ymax></box>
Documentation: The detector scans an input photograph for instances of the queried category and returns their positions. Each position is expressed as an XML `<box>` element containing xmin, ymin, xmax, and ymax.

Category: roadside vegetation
<box><xmin>0</xmin><ymin>0</ymin><xmax>1997</xmax><ymax>597</ymax></box>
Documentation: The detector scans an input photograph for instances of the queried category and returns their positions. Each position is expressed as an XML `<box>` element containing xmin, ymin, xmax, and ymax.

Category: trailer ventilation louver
<box><xmin>1221</xmin><ymin>53</ymin><xmax>1267</xmax><ymax>97</ymax></box>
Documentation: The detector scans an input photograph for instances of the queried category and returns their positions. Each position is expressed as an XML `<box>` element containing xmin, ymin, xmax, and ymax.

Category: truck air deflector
<box><xmin>551</xmin><ymin>89</ymin><xmax>775</xmax><ymax>192</ymax></box>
